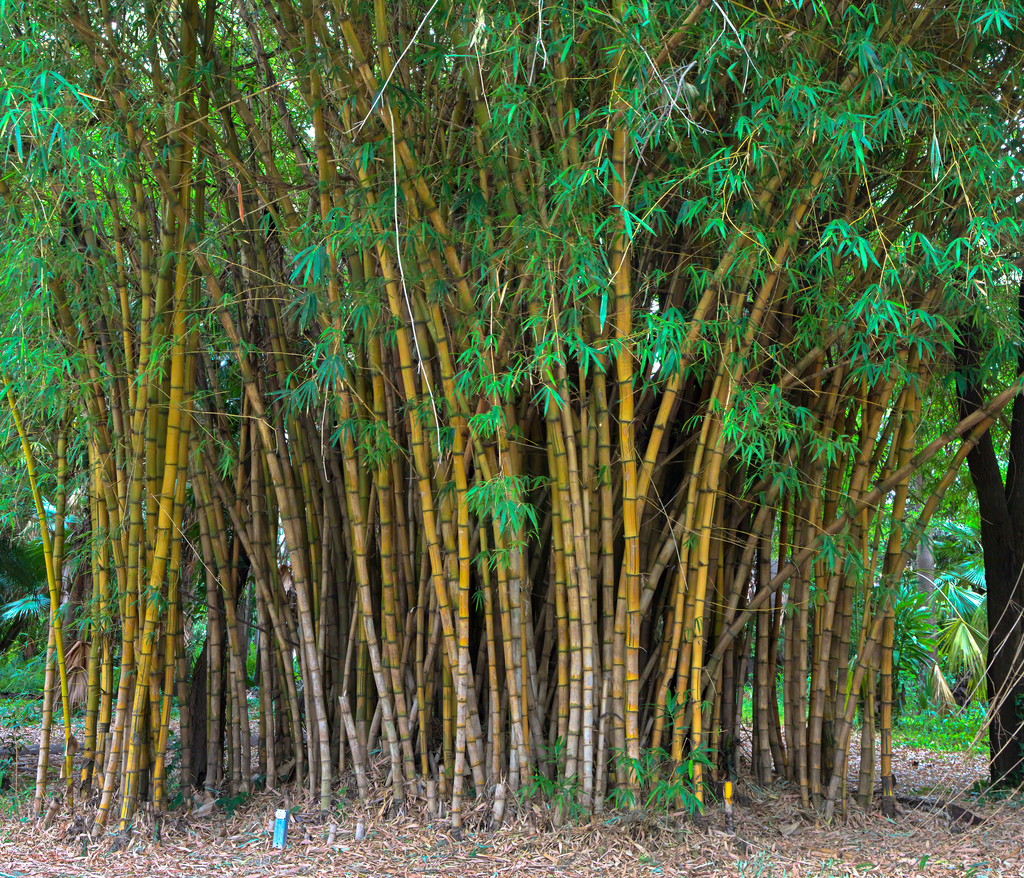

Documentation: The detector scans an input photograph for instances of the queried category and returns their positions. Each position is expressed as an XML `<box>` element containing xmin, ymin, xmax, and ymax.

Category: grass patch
<box><xmin>893</xmin><ymin>704</ymin><xmax>988</xmax><ymax>753</ymax></box>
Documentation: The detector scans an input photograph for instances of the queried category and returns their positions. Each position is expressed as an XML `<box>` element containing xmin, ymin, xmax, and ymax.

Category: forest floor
<box><xmin>0</xmin><ymin>717</ymin><xmax>1020</xmax><ymax>877</ymax></box>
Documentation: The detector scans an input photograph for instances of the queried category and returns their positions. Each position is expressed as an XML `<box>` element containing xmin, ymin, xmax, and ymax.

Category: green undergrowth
<box><xmin>893</xmin><ymin>704</ymin><xmax>987</xmax><ymax>753</ymax></box>
<box><xmin>0</xmin><ymin>649</ymin><xmax>45</xmax><ymax>696</ymax></box>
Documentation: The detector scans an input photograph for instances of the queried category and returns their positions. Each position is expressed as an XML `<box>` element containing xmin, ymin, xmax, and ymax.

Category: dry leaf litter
<box><xmin>0</xmin><ymin>719</ymin><xmax>1022</xmax><ymax>877</ymax></box>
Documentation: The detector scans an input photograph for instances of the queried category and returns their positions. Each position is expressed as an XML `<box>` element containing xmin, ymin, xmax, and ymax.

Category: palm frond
<box><xmin>932</xmin><ymin>519</ymin><xmax>982</xmax><ymax>548</ymax></box>
<box><xmin>0</xmin><ymin>592</ymin><xmax>46</xmax><ymax>623</ymax></box>
<box><xmin>0</xmin><ymin>534</ymin><xmax>47</xmax><ymax>601</ymax></box>
<box><xmin>926</xmin><ymin>662</ymin><xmax>955</xmax><ymax>714</ymax></box>
<box><xmin>937</xmin><ymin>616</ymin><xmax>986</xmax><ymax>680</ymax></box>
<box><xmin>932</xmin><ymin>578</ymin><xmax>985</xmax><ymax>619</ymax></box>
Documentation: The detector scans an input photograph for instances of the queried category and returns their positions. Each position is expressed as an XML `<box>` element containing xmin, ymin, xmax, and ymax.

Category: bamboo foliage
<box><xmin>0</xmin><ymin>0</ymin><xmax>1021</xmax><ymax>833</ymax></box>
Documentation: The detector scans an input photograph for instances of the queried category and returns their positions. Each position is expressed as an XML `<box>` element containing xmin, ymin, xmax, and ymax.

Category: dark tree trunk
<box><xmin>958</xmin><ymin>277</ymin><xmax>1024</xmax><ymax>785</ymax></box>
<box><xmin>189</xmin><ymin>642</ymin><xmax>208</xmax><ymax>790</ymax></box>
<box><xmin>188</xmin><ymin>638</ymin><xmax>228</xmax><ymax>790</ymax></box>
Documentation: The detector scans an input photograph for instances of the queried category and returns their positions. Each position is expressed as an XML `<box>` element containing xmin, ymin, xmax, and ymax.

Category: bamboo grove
<box><xmin>0</xmin><ymin>0</ymin><xmax>1022</xmax><ymax>836</ymax></box>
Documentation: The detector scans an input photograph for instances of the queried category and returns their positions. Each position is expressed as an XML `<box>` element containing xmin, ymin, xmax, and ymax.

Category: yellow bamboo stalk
<box><xmin>153</xmin><ymin>345</ymin><xmax>194</xmax><ymax>807</ymax></box>
<box><xmin>4</xmin><ymin>384</ymin><xmax>74</xmax><ymax>803</ymax></box>
<box><xmin>118</xmin><ymin>245</ymin><xmax>193</xmax><ymax>830</ymax></box>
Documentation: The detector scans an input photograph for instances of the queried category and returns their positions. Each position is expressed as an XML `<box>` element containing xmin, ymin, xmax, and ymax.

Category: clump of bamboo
<box><xmin>0</xmin><ymin>0</ymin><xmax>1018</xmax><ymax>833</ymax></box>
